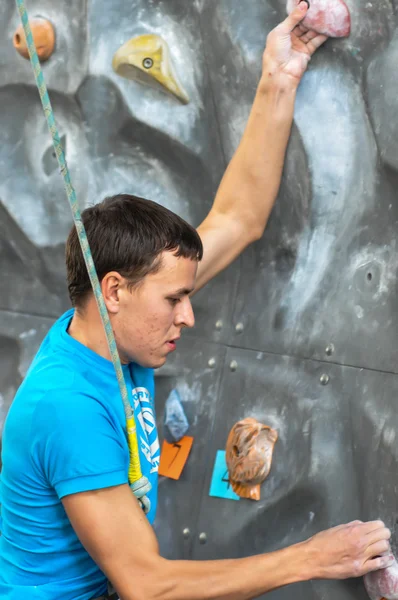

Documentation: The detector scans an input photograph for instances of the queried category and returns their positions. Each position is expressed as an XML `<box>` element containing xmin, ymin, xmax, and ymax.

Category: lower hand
<box><xmin>305</xmin><ymin>520</ymin><xmax>393</xmax><ymax>579</ymax></box>
<box><xmin>262</xmin><ymin>1</ymin><xmax>327</xmax><ymax>84</ymax></box>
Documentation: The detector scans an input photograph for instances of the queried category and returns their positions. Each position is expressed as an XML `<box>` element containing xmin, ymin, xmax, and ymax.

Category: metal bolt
<box><xmin>235</xmin><ymin>322</ymin><xmax>244</xmax><ymax>333</ymax></box>
<box><xmin>208</xmin><ymin>357</ymin><xmax>216</xmax><ymax>368</ymax></box>
<box><xmin>215</xmin><ymin>320</ymin><xmax>223</xmax><ymax>331</ymax></box>
<box><xmin>143</xmin><ymin>57</ymin><xmax>154</xmax><ymax>69</ymax></box>
<box><xmin>183</xmin><ymin>528</ymin><xmax>190</xmax><ymax>539</ymax></box>
<box><xmin>230</xmin><ymin>360</ymin><xmax>238</xmax><ymax>372</ymax></box>
<box><xmin>199</xmin><ymin>532</ymin><xmax>207</xmax><ymax>544</ymax></box>
<box><xmin>320</xmin><ymin>374</ymin><xmax>330</xmax><ymax>386</ymax></box>
<box><xmin>325</xmin><ymin>344</ymin><xmax>334</xmax><ymax>356</ymax></box>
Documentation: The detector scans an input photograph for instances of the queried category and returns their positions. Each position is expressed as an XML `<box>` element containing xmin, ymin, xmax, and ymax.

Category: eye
<box><xmin>167</xmin><ymin>297</ymin><xmax>180</xmax><ymax>306</ymax></box>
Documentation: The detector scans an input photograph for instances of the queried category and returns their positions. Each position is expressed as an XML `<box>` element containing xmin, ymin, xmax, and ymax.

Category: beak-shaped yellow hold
<box><xmin>112</xmin><ymin>34</ymin><xmax>189</xmax><ymax>105</ymax></box>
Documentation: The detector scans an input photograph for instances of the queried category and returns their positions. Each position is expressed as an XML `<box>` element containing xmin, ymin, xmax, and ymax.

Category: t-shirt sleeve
<box><xmin>31</xmin><ymin>390</ymin><xmax>128</xmax><ymax>499</ymax></box>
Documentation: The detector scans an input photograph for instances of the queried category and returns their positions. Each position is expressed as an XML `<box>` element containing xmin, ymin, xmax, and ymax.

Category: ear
<box><xmin>101</xmin><ymin>271</ymin><xmax>124</xmax><ymax>314</ymax></box>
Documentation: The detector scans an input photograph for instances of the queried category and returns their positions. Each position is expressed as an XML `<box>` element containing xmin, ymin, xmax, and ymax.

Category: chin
<box><xmin>151</xmin><ymin>356</ymin><xmax>168</xmax><ymax>369</ymax></box>
<box><xmin>135</xmin><ymin>355</ymin><xmax>167</xmax><ymax>370</ymax></box>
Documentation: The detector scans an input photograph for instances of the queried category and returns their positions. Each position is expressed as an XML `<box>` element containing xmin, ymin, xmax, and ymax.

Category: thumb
<box><xmin>281</xmin><ymin>1</ymin><xmax>309</xmax><ymax>33</ymax></box>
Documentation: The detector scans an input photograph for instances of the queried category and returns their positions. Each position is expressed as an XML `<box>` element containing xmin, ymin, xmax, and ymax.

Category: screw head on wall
<box><xmin>325</xmin><ymin>344</ymin><xmax>335</xmax><ymax>357</ymax></box>
<box><xmin>199</xmin><ymin>532</ymin><xmax>207</xmax><ymax>544</ymax></box>
<box><xmin>320</xmin><ymin>374</ymin><xmax>330</xmax><ymax>386</ymax></box>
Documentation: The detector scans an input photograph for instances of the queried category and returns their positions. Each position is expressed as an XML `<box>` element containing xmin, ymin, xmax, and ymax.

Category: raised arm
<box><xmin>195</xmin><ymin>1</ymin><xmax>327</xmax><ymax>292</ymax></box>
<box><xmin>63</xmin><ymin>485</ymin><xmax>393</xmax><ymax>600</ymax></box>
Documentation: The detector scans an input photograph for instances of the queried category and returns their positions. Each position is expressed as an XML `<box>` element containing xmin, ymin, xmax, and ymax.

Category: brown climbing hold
<box><xmin>226</xmin><ymin>417</ymin><xmax>278</xmax><ymax>501</ymax></box>
<box><xmin>13</xmin><ymin>17</ymin><xmax>55</xmax><ymax>62</ymax></box>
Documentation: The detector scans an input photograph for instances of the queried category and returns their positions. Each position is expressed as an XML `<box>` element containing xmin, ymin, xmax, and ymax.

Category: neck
<box><xmin>68</xmin><ymin>300</ymin><xmax>113</xmax><ymax>362</ymax></box>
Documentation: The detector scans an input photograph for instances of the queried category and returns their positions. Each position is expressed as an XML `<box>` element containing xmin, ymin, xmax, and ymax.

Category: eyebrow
<box><xmin>169</xmin><ymin>287</ymin><xmax>195</xmax><ymax>296</ymax></box>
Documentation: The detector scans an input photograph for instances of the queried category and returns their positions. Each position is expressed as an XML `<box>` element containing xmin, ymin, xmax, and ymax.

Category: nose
<box><xmin>175</xmin><ymin>296</ymin><xmax>195</xmax><ymax>329</ymax></box>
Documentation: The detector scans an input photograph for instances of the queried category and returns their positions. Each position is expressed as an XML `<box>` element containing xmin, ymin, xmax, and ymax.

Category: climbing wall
<box><xmin>1</xmin><ymin>0</ymin><xmax>398</xmax><ymax>598</ymax></box>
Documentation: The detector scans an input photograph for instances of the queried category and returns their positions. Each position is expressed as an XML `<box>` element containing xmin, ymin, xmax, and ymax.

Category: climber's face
<box><xmin>106</xmin><ymin>251</ymin><xmax>197</xmax><ymax>368</ymax></box>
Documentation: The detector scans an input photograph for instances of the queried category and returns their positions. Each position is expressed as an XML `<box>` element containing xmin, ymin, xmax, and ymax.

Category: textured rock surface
<box><xmin>1</xmin><ymin>1</ymin><xmax>398</xmax><ymax>598</ymax></box>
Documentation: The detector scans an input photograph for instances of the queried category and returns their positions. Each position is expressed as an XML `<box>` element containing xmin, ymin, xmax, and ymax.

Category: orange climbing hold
<box><xmin>13</xmin><ymin>17</ymin><xmax>55</xmax><ymax>62</ymax></box>
<box><xmin>225</xmin><ymin>417</ymin><xmax>278</xmax><ymax>501</ymax></box>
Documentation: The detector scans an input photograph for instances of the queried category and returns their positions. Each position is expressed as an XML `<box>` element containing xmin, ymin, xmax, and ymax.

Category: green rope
<box><xmin>15</xmin><ymin>0</ymin><xmax>151</xmax><ymax>511</ymax></box>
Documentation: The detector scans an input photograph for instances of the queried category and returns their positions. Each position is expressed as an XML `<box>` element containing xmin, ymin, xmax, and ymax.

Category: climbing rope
<box><xmin>15</xmin><ymin>0</ymin><xmax>151</xmax><ymax>513</ymax></box>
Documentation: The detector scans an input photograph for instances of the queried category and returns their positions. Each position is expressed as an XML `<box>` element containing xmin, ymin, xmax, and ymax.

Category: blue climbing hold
<box><xmin>164</xmin><ymin>389</ymin><xmax>189</xmax><ymax>443</ymax></box>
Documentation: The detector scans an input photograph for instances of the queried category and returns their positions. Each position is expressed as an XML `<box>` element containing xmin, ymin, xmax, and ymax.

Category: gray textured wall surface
<box><xmin>1</xmin><ymin>0</ymin><xmax>398</xmax><ymax>598</ymax></box>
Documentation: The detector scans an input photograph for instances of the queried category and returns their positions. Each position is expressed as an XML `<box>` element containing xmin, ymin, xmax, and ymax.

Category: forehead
<box><xmin>149</xmin><ymin>251</ymin><xmax>198</xmax><ymax>287</ymax></box>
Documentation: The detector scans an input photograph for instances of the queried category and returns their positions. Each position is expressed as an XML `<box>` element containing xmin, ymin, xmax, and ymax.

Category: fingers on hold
<box><xmin>367</xmin><ymin>528</ymin><xmax>392</xmax><ymax>551</ymax></box>
<box><xmin>372</xmin><ymin>519</ymin><xmax>386</xmax><ymax>528</ymax></box>
<box><xmin>368</xmin><ymin>540</ymin><xmax>391</xmax><ymax>558</ymax></box>
<box><xmin>307</xmin><ymin>35</ymin><xmax>328</xmax><ymax>53</ymax></box>
<box><xmin>365</xmin><ymin>520</ymin><xmax>386</xmax><ymax>533</ymax></box>
<box><xmin>375</xmin><ymin>527</ymin><xmax>392</xmax><ymax>541</ymax></box>
<box><xmin>367</xmin><ymin>554</ymin><xmax>395</xmax><ymax>572</ymax></box>
<box><xmin>294</xmin><ymin>23</ymin><xmax>309</xmax><ymax>37</ymax></box>
<box><xmin>282</xmin><ymin>4</ymin><xmax>309</xmax><ymax>33</ymax></box>
<box><xmin>300</xmin><ymin>31</ymin><xmax>317</xmax><ymax>44</ymax></box>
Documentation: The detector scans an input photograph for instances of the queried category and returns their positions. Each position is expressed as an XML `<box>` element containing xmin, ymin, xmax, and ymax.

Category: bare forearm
<box><xmin>121</xmin><ymin>541</ymin><xmax>314</xmax><ymax>600</ymax></box>
<box><xmin>195</xmin><ymin>6</ymin><xmax>327</xmax><ymax>290</ymax></box>
<box><xmin>212</xmin><ymin>71</ymin><xmax>298</xmax><ymax>238</ymax></box>
<box><xmin>195</xmin><ymin>73</ymin><xmax>298</xmax><ymax>291</ymax></box>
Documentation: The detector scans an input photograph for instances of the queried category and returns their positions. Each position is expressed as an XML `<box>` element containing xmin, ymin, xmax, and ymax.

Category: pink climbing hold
<box><xmin>364</xmin><ymin>556</ymin><xmax>398</xmax><ymax>600</ymax></box>
<box><xmin>286</xmin><ymin>0</ymin><xmax>351</xmax><ymax>38</ymax></box>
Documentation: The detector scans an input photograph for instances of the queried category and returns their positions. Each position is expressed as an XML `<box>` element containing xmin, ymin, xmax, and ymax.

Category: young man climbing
<box><xmin>0</xmin><ymin>3</ymin><xmax>393</xmax><ymax>600</ymax></box>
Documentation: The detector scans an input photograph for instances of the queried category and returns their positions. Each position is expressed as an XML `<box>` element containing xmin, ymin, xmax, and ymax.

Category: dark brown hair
<box><xmin>66</xmin><ymin>194</ymin><xmax>203</xmax><ymax>308</ymax></box>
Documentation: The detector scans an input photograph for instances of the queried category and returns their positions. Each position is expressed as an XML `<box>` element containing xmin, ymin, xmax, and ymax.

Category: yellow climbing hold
<box><xmin>112</xmin><ymin>34</ymin><xmax>189</xmax><ymax>105</ymax></box>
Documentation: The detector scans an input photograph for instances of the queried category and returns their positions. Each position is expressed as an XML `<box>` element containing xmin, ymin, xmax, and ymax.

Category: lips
<box><xmin>166</xmin><ymin>337</ymin><xmax>180</xmax><ymax>352</ymax></box>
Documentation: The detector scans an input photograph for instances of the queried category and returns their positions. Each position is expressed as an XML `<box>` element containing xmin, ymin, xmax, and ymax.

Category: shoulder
<box><xmin>30</xmin><ymin>381</ymin><xmax>128</xmax><ymax>494</ymax></box>
<box><xmin>33</xmin><ymin>376</ymin><xmax>114</xmax><ymax>430</ymax></box>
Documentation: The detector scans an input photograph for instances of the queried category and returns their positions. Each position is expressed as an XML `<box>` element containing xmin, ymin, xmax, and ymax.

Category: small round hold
<box><xmin>13</xmin><ymin>17</ymin><xmax>55</xmax><ymax>62</ymax></box>
<box><xmin>325</xmin><ymin>344</ymin><xmax>334</xmax><ymax>357</ymax></box>
<box><xmin>230</xmin><ymin>360</ymin><xmax>238</xmax><ymax>372</ymax></box>
<box><xmin>199</xmin><ymin>532</ymin><xmax>207</xmax><ymax>544</ymax></box>
<box><xmin>183</xmin><ymin>528</ymin><xmax>190</xmax><ymax>539</ymax></box>
<box><xmin>143</xmin><ymin>57</ymin><xmax>154</xmax><ymax>69</ymax></box>
<box><xmin>235</xmin><ymin>323</ymin><xmax>244</xmax><ymax>333</ymax></box>
<box><xmin>208</xmin><ymin>357</ymin><xmax>216</xmax><ymax>368</ymax></box>
<box><xmin>320</xmin><ymin>374</ymin><xmax>330</xmax><ymax>386</ymax></box>
<box><xmin>215</xmin><ymin>320</ymin><xmax>223</xmax><ymax>331</ymax></box>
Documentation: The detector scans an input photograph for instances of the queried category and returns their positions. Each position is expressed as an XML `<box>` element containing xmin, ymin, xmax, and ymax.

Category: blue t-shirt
<box><xmin>0</xmin><ymin>309</ymin><xmax>160</xmax><ymax>600</ymax></box>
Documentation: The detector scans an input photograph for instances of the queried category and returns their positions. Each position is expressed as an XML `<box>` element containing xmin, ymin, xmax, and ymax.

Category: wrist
<box><xmin>259</xmin><ymin>58</ymin><xmax>300</xmax><ymax>95</ymax></box>
<box><xmin>278</xmin><ymin>539</ymin><xmax>321</xmax><ymax>584</ymax></box>
<box><xmin>255</xmin><ymin>70</ymin><xmax>297</xmax><ymax>116</ymax></box>
<box><xmin>295</xmin><ymin>537</ymin><xmax>324</xmax><ymax>581</ymax></box>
